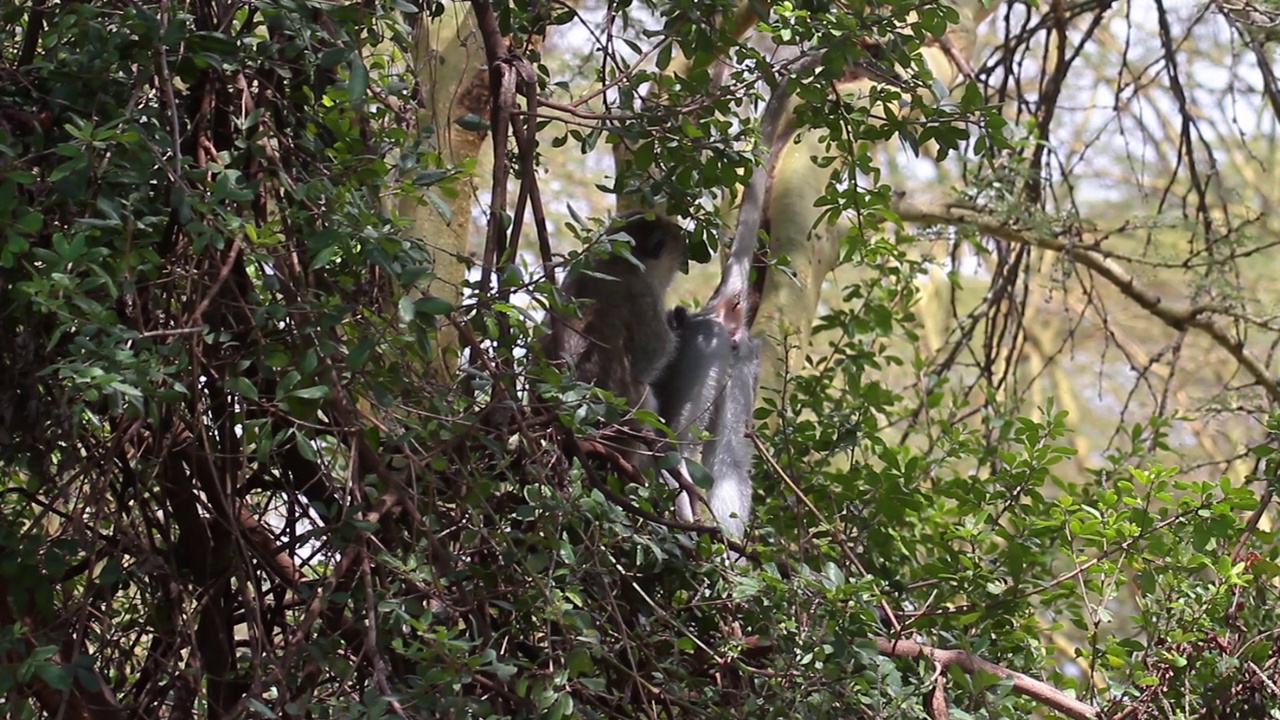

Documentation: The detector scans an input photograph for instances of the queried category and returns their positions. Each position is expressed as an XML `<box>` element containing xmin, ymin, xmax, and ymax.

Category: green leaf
<box><xmin>294</xmin><ymin>431</ymin><xmax>318</xmax><ymax>462</ymax></box>
<box><xmin>34</xmin><ymin>663</ymin><xmax>71</xmax><ymax>691</ymax></box>
<box><xmin>319</xmin><ymin>46</ymin><xmax>350</xmax><ymax>69</ymax></box>
<box><xmin>414</xmin><ymin>296</ymin><xmax>453</xmax><ymax>316</ymax></box>
<box><xmin>309</xmin><ymin>245</ymin><xmax>337</xmax><ymax>270</ymax></box>
<box><xmin>455</xmin><ymin>113</ymin><xmax>489</xmax><ymax>132</ymax></box>
<box><xmin>227</xmin><ymin>375</ymin><xmax>259</xmax><ymax>401</ymax></box>
<box><xmin>14</xmin><ymin>211</ymin><xmax>42</xmax><ymax>233</ymax></box>
<box><xmin>348</xmin><ymin>56</ymin><xmax>369</xmax><ymax>104</ymax></box>
<box><xmin>399</xmin><ymin>265</ymin><xmax>435</xmax><ymax>286</ymax></box>
<box><xmin>188</xmin><ymin>30</ymin><xmax>239</xmax><ymax>57</ymax></box>
<box><xmin>413</xmin><ymin>169</ymin><xmax>452</xmax><ymax>187</ymax></box>
<box><xmin>397</xmin><ymin>295</ymin><xmax>415</xmax><ymax>323</ymax></box>
<box><xmin>686</xmin><ymin>460</ymin><xmax>715</xmax><ymax>491</ymax></box>
<box><xmin>108</xmin><ymin>381</ymin><xmax>144</xmax><ymax>399</ymax></box>
<box><xmin>247</xmin><ymin>699</ymin><xmax>278</xmax><ymax>718</ymax></box>
<box><xmin>48</xmin><ymin>156</ymin><xmax>87</xmax><ymax>182</ymax></box>
<box><xmin>287</xmin><ymin>385</ymin><xmax>330</xmax><ymax>400</ymax></box>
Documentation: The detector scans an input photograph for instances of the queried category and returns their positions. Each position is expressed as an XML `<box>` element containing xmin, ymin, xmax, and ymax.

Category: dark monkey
<box><xmin>541</xmin><ymin>213</ymin><xmax>688</xmax><ymax>464</ymax></box>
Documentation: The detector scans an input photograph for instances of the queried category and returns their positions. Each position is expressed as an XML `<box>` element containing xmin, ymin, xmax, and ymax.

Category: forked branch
<box><xmin>893</xmin><ymin>196</ymin><xmax>1280</xmax><ymax>404</ymax></box>
<box><xmin>875</xmin><ymin>637</ymin><xmax>1099</xmax><ymax>720</ymax></box>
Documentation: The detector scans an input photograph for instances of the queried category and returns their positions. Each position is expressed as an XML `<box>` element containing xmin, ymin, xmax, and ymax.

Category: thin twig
<box><xmin>893</xmin><ymin>196</ymin><xmax>1280</xmax><ymax>404</ymax></box>
<box><xmin>752</xmin><ymin>433</ymin><xmax>902</xmax><ymax>633</ymax></box>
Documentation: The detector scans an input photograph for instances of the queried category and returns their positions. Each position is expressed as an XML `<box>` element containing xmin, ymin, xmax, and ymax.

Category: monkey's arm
<box><xmin>706</xmin><ymin>51</ymin><xmax>827</xmax><ymax>333</ymax></box>
<box><xmin>656</xmin><ymin>313</ymin><xmax>732</xmax><ymax>437</ymax></box>
<box><xmin>653</xmin><ymin>310</ymin><xmax>762</xmax><ymax>546</ymax></box>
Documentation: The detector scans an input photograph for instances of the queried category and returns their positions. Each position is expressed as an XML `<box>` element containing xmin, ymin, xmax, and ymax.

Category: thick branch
<box><xmin>875</xmin><ymin>637</ymin><xmax>1098</xmax><ymax>720</ymax></box>
<box><xmin>893</xmin><ymin>197</ymin><xmax>1280</xmax><ymax>404</ymax></box>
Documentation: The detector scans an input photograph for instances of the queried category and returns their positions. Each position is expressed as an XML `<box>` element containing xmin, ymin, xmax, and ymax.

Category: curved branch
<box><xmin>874</xmin><ymin>637</ymin><xmax>1098</xmax><ymax>720</ymax></box>
<box><xmin>893</xmin><ymin>196</ymin><xmax>1280</xmax><ymax>404</ymax></box>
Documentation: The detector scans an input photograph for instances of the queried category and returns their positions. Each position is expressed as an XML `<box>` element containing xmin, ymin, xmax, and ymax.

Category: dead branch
<box><xmin>893</xmin><ymin>196</ymin><xmax>1280</xmax><ymax>405</ymax></box>
<box><xmin>875</xmin><ymin>636</ymin><xmax>1098</xmax><ymax>720</ymax></box>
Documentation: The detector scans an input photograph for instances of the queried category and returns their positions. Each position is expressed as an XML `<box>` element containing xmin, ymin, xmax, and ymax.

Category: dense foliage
<box><xmin>2</xmin><ymin>0</ymin><xmax>1280</xmax><ymax>719</ymax></box>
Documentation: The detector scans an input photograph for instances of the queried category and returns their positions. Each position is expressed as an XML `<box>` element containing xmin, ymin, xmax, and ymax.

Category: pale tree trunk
<box><xmin>404</xmin><ymin>6</ymin><xmax>492</xmax><ymax>373</ymax></box>
<box><xmin>754</xmin><ymin>0</ymin><xmax>998</xmax><ymax>407</ymax></box>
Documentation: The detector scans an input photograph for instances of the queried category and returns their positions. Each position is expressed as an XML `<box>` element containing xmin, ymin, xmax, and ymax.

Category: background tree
<box><xmin>2</xmin><ymin>0</ymin><xmax>1280</xmax><ymax>718</ymax></box>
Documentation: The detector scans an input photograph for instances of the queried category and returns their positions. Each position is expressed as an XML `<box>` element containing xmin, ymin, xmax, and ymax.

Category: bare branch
<box><xmin>893</xmin><ymin>196</ymin><xmax>1280</xmax><ymax>404</ymax></box>
<box><xmin>875</xmin><ymin>637</ymin><xmax>1098</xmax><ymax>720</ymax></box>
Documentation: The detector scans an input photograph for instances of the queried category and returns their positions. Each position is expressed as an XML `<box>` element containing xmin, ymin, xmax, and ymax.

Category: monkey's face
<box><xmin>612</xmin><ymin>215</ymin><xmax>689</xmax><ymax>292</ymax></box>
<box><xmin>640</xmin><ymin>231</ymin><xmax>688</xmax><ymax>292</ymax></box>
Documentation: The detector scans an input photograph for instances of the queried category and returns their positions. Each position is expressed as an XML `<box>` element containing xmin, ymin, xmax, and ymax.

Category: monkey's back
<box><xmin>544</xmin><ymin>256</ymin><xmax>675</xmax><ymax>406</ymax></box>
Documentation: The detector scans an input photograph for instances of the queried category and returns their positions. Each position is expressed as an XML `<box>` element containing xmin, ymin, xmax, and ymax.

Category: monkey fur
<box><xmin>654</xmin><ymin>311</ymin><xmax>733</xmax><ymax>523</ymax></box>
<box><xmin>702</xmin><ymin>329</ymin><xmax>761</xmax><ymax>549</ymax></box>
<box><xmin>541</xmin><ymin>213</ymin><xmax>688</xmax><ymax>465</ymax></box>
<box><xmin>647</xmin><ymin>55</ymin><xmax>826</xmax><ymax>555</ymax></box>
<box><xmin>643</xmin><ymin>58</ymin><xmax>826</xmax><ymax>552</ymax></box>
<box><xmin>656</xmin><ymin>311</ymin><xmax>760</xmax><ymax>557</ymax></box>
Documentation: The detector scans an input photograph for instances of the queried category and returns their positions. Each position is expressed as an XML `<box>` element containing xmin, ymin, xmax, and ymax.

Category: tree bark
<box><xmin>404</xmin><ymin>6</ymin><xmax>493</xmax><ymax>372</ymax></box>
<box><xmin>754</xmin><ymin>1</ymin><xmax>997</xmax><ymax>406</ymax></box>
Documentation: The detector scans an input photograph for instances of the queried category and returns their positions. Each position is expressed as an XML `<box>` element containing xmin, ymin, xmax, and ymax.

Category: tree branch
<box><xmin>875</xmin><ymin>637</ymin><xmax>1098</xmax><ymax>720</ymax></box>
<box><xmin>893</xmin><ymin>196</ymin><xmax>1280</xmax><ymax>404</ymax></box>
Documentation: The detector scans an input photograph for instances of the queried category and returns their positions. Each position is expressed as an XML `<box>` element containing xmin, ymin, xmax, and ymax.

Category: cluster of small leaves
<box><xmin>754</xmin><ymin>203</ymin><xmax>1280</xmax><ymax>718</ymax></box>
<box><xmin>0</xmin><ymin>0</ymin><xmax>982</xmax><ymax>715</ymax></box>
<box><xmin>593</xmin><ymin>0</ymin><xmax>958</xmax><ymax>245</ymax></box>
<box><xmin>0</xmin><ymin>0</ymin><xmax>485</xmax><ymax>717</ymax></box>
<box><xmin>566</xmin><ymin>0</ymin><xmax>1280</xmax><ymax>715</ymax></box>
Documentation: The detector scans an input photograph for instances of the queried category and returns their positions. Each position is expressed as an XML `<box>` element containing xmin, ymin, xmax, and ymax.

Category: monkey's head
<box><xmin>607</xmin><ymin>212</ymin><xmax>688</xmax><ymax>292</ymax></box>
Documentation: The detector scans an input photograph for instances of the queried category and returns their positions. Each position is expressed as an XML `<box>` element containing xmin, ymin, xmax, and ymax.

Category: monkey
<box><xmin>701</xmin><ymin>329</ymin><xmax>761</xmax><ymax>551</ymax></box>
<box><xmin>646</xmin><ymin>54</ymin><xmax>830</xmax><ymax>555</ymax></box>
<box><xmin>655</xmin><ymin>308</ymin><xmax>761</xmax><ymax>560</ymax></box>
<box><xmin>535</xmin><ymin>55</ymin><xmax>826</xmax><ymax>545</ymax></box>
<box><xmin>654</xmin><ymin>310</ymin><xmax>734</xmax><ymax>523</ymax></box>
<box><xmin>539</xmin><ymin>212</ymin><xmax>688</xmax><ymax>466</ymax></box>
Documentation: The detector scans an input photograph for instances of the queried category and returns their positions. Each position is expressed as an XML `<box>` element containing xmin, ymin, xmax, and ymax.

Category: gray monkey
<box><xmin>702</xmin><ymin>329</ymin><xmax>761</xmax><ymax>546</ymax></box>
<box><xmin>654</xmin><ymin>311</ymin><xmax>733</xmax><ymax>523</ymax></box>
<box><xmin>656</xmin><ymin>308</ymin><xmax>761</xmax><ymax>558</ymax></box>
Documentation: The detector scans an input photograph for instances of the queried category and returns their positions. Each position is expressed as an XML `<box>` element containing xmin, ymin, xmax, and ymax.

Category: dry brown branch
<box><xmin>927</xmin><ymin>667</ymin><xmax>951</xmax><ymax>720</ymax></box>
<box><xmin>875</xmin><ymin>637</ymin><xmax>1098</xmax><ymax>720</ymax></box>
<box><xmin>893</xmin><ymin>196</ymin><xmax>1280</xmax><ymax>404</ymax></box>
